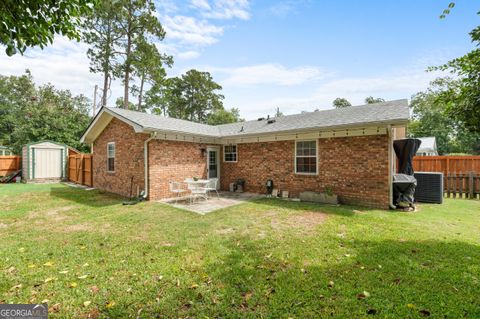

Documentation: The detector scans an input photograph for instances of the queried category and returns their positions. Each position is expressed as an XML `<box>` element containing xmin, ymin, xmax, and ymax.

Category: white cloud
<box><xmin>223</xmin><ymin>66</ymin><xmax>447</xmax><ymax>120</ymax></box>
<box><xmin>177</xmin><ymin>50</ymin><xmax>201</xmax><ymax>60</ymax></box>
<box><xmin>163</xmin><ymin>15</ymin><xmax>223</xmax><ymax>46</ymax></box>
<box><xmin>190</xmin><ymin>0</ymin><xmax>211</xmax><ymax>11</ymax></box>
<box><xmin>155</xmin><ymin>0</ymin><xmax>179</xmax><ymax>14</ymax></box>
<box><xmin>213</xmin><ymin>63</ymin><xmax>328</xmax><ymax>87</ymax></box>
<box><xmin>313</xmin><ymin>69</ymin><xmax>444</xmax><ymax>101</ymax></box>
<box><xmin>192</xmin><ymin>0</ymin><xmax>250</xmax><ymax>20</ymax></box>
<box><xmin>0</xmin><ymin>36</ymin><xmax>126</xmax><ymax>108</ymax></box>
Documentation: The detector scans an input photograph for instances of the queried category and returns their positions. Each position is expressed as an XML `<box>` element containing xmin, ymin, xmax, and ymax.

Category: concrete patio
<box><xmin>159</xmin><ymin>191</ymin><xmax>265</xmax><ymax>214</ymax></box>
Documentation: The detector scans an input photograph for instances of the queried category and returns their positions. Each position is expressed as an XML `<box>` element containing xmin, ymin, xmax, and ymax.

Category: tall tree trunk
<box><xmin>123</xmin><ymin>4</ymin><xmax>133</xmax><ymax>109</ymax></box>
<box><xmin>102</xmin><ymin>24</ymin><xmax>112</xmax><ymax>108</ymax></box>
<box><xmin>102</xmin><ymin>71</ymin><xmax>109</xmax><ymax>107</ymax></box>
<box><xmin>124</xmin><ymin>37</ymin><xmax>131</xmax><ymax>109</ymax></box>
<box><xmin>137</xmin><ymin>72</ymin><xmax>145</xmax><ymax>111</ymax></box>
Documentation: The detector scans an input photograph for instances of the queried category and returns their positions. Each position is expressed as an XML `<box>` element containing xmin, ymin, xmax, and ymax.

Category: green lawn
<box><xmin>0</xmin><ymin>184</ymin><xmax>479</xmax><ymax>318</ymax></box>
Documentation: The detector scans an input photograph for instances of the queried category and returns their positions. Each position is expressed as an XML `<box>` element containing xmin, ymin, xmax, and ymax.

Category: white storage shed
<box><xmin>22</xmin><ymin>141</ymin><xmax>68</xmax><ymax>183</ymax></box>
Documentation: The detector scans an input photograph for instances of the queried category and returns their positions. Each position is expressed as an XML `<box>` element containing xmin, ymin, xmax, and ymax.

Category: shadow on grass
<box><xmin>151</xmin><ymin>237</ymin><xmax>480</xmax><ymax>318</ymax></box>
<box><xmin>50</xmin><ymin>185</ymin><xmax>124</xmax><ymax>207</ymax></box>
<box><xmin>248</xmin><ymin>197</ymin><xmax>371</xmax><ymax>217</ymax></box>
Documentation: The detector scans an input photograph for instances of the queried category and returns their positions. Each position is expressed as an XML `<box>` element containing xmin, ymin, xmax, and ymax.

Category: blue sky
<box><xmin>0</xmin><ymin>0</ymin><xmax>478</xmax><ymax>119</ymax></box>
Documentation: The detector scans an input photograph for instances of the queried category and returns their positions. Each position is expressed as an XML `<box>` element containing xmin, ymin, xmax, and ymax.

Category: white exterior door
<box><xmin>35</xmin><ymin>148</ymin><xmax>62</xmax><ymax>178</ymax></box>
<box><xmin>206</xmin><ymin>147</ymin><xmax>220</xmax><ymax>189</ymax></box>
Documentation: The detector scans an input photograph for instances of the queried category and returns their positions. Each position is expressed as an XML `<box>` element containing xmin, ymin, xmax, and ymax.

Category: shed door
<box><xmin>34</xmin><ymin>148</ymin><xmax>62</xmax><ymax>178</ymax></box>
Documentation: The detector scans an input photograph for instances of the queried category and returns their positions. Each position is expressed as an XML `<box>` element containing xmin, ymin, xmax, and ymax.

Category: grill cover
<box><xmin>393</xmin><ymin>139</ymin><xmax>421</xmax><ymax>175</ymax></box>
<box><xmin>393</xmin><ymin>138</ymin><xmax>421</xmax><ymax>209</ymax></box>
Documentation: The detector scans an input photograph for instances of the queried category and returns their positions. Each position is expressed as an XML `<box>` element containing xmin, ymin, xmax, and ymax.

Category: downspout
<box><xmin>388</xmin><ymin>125</ymin><xmax>396</xmax><ymax>209</ymax></box>
<box><xmin>143</xmin><ymin>132</ymin><xmax>157</xmax><ymax>199</ymax></box>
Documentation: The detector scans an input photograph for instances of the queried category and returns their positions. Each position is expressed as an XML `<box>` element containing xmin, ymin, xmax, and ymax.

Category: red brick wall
<box><xmin>93</xmin><ymin>118</ymin><xmax>390</xmax><ymax>207</ymax></box>
<box><xmin>93</xmin><ymin>118</ymin><xmax>148</xmax><ymax>197</ymax></box>
<box><xmin>148</xmin><ymin>140</ymin><xmax>209</xmax><ymax>200</ymax></box>
<box><xmin>221</xmin><ymin>135</ymin><xmax>390</xmax><ymax>208</ymax></box>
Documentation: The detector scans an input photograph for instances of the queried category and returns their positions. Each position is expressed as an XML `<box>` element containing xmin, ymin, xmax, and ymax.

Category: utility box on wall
<box><xmin>22</xmin><ymin>141</ymin><xmax>68</xmax><ymax>183</ymax></box>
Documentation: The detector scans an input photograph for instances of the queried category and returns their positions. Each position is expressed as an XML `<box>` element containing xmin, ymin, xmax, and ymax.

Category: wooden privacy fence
<box><xmin>444</xmin><ymin>172</ymin><xmax>480</xmax><ymax>199</ymax></box>
<box><xmin>412</xmin><ymin>156</ymin><xmax>480</xmax><ymax>199</ymax></box>
<box><xmin>0</xmin><ymin>156</ymin><xmax>21</xmax><ymax>176</ymax></box>
<box><xmin>413</xmin><ymin>156</ymin><xmax>480</xmax><ymax>175</ymax></box>
<box><xmin>68</xmin><ymin>153</ymin><xmax>93</xmax><ymax>187</ymax></box>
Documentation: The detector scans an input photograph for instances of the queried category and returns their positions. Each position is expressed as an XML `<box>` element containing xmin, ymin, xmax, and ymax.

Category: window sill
<box><xmin>294</xmin><ymin>172</ymin><xmax>318</xmax><ymax>176</ymax></box>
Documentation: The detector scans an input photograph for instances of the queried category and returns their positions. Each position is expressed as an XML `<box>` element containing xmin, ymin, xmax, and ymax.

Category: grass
<box><xmin>0</xmin><ymin>183</ymin><xmax>479</xmax><ymax>318</ymax></box>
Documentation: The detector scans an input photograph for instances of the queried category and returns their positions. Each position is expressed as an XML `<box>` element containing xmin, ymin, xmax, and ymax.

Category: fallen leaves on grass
<box><xmin>83</xmin><ymin>301</ymin><xmax>91</xmax><ymax>307</ymax></box>
<box><xmin>89</xmin><ymin>286</ymin><xmax>100</xmax><ymax>294</ymax></box>
<box><xmin>44</xmin><ymin>277</ymin><xmax>56</xmax><ymax>283</ymax></box>
<box><xmin>69</xmin><ymin>282</ymin><xmax>77</xmax><ymax>288</ymax></box>
<box><xmin>10</xmin><ymin>284</ymin><xmax>22</xmax><ymax>291</ymax></box>
<box><xmin>356</xmin><ymin>291</ymin><xmax>370</xmax><ymax>300</ymax></box>
<box><xmin>50</xmin><ymin>303</ymin><xmax>61</xmax><ymax>313</ymax></box>
<box><xmin>105</xmin><ymin>301</ymin><xmax>116</xmax><ymax>308</ymax></box>
<box><xmin>43</xmin><ymin>261</ymin><xmax>54</xmax><ymax>267</ymax></box>
<box><xmin>327</xmin><ymin>281</ymin><xmax>335</xmax><ymax>288</ymax></box>
<box><xmin>78</xmin><ymin>275</ymin><xmax>88</xmax><ymax>280</ymax></box>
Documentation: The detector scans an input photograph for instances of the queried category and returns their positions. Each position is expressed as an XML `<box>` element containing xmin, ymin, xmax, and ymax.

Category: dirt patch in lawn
<box><xmin>215</xmin><ymin>227</ymin><xmax>235</xmax><ymax>235</ymax></box>
<box><xmin>270</xmin><ymin>211</ymin><xmax>328</xmax><ymax>234</ymax></box>
<box><xmin>61</xmin><ymin>223</ymin><xmax>92</xmax><ymax>232</ymax></box>
<box><xmin>28</xmin><ymin>206</ymin><xmax>76</xmax><ymax>221</ymax></box>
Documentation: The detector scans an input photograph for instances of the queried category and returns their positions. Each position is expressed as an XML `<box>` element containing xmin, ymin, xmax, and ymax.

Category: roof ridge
<box><xmin>214</xmin><ymin>98</ymin><xmax>409</xmax><ymax>128</ymax></box>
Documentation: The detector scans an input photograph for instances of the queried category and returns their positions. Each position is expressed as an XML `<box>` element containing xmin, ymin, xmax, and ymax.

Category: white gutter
<box><xmin>388</xmin><ymin>125</ymin><xmax>396</xmax><ymax>209</ymax></box>
<box><xmin>143</xmin><ymin>132</ymin><xmax>157</xmax><ymax>199</ymax></box>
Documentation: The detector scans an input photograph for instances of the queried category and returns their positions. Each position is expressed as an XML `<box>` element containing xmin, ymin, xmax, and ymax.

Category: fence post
<box><xmin>452</xmin><ymin>172</ymin><xmax>457</xmax><ymax>198</ymax></box>
<box><xmin>469</xmin><ymin>171</ymin><xmax>474</xmax><ymax>199</ymax></box>
<box><xmin>446</xmin><ymin>157</ymin><xmax>450</xmax><ymax>176</ymax></box>
<box><xmin>459</xmin><ymin>171</ymin><xmax>463</xmax><ymax>199</ymax></box>
<box><xmin>446</xmin><ymin>173</ymin><xmax>450</xmax><ymax>198</ymax></box>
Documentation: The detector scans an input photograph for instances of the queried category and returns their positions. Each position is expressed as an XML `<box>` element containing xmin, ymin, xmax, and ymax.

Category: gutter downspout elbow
<box><xmin>144</xmin><ymin>132</ymin><xmax>157</xmax><ymax>199</ymax></box>
<box><xmin>388</xmin><ymin>125</ymin><xmax>396</xmax><ymax>209</ymax></box>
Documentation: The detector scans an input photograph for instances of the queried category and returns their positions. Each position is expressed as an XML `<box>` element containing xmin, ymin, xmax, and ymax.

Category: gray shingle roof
<box><xmin>106</xmin><ymin>107</ymin><xmax>219</xmax><ymax>137</ymax></box>
<box><xmin>106</xmin><ymin>99</ymin><xmax>409</xmax><ymax>138</ymax></box>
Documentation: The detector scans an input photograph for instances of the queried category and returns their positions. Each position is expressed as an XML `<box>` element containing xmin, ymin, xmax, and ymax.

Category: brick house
<box><xmin>80</xmin><ymin>100</ymin><xmax>408</xmax><ymax>208</ymax></box>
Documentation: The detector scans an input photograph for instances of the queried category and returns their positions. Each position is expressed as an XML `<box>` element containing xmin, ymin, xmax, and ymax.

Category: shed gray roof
<box><xmin>416</xmin><ymin>137</ymin><xmax>437</xmax><ymax>153</ymax></box>
<box><xmin>105</xmin><ymin>99</ymin><xmax>409</xmax><ymax>138</ymax></box>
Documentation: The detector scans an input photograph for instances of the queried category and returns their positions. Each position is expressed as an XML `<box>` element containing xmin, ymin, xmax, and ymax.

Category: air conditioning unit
<box><xmin>414</xmin><ymin>172</ymin><xmax>444</xmax><ymax>204</ymax></box>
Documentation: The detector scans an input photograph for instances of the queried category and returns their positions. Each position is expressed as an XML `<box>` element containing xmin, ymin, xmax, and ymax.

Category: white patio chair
<box><xmin>190</xmin><ymin>185</ymin><xmax>208</xmax><ymax>204</ymax></box>
<box><xmin>169</xmin><ymin>181</ymin><xmax>186</xmax><ymax>203</ymax></box>
<box><xmin>202</xmin><ymin>178</ymin><xmax>219</xmax><ymax>199</ymax></box>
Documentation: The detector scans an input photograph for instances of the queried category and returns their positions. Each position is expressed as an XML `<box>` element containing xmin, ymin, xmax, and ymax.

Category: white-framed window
<box><xmin>295</xmin><ymin>140</ymin><xmax>318</xmax><ymax>174</ymax></box>
<box><xmin>224</xmin><ymin>144</ymin><xmax>237</xmax><ymax>162</ymax></box>
<box><xmin>107</xmin><ymin>142</ymin><xmax>115</xmax><ymax>172</ymax></box>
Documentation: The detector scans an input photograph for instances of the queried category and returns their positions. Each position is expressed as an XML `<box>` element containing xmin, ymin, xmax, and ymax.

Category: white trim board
<box><xmin>221</xmin><ymin>126</ymin><xmax>389</xmax><ymax>145</ymax></box>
